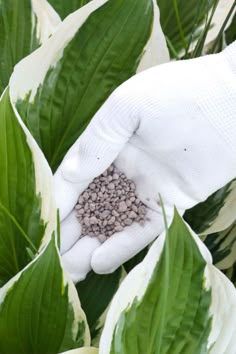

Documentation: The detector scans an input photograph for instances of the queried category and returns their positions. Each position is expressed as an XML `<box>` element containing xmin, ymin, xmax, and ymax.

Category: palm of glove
<box><xmin>54</xmin><ymin>43</ymin><xmax>236</xmax><ymax>282</ymax></box>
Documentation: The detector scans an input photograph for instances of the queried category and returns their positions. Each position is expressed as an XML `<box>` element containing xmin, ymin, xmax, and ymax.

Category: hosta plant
<box><xmin>0</xmin><ymin>0</ymin><xmax>235</xmax><ymax>353</ymax></box>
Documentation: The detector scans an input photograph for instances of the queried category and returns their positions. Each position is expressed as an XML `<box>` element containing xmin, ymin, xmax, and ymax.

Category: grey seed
<box><xmin>84</xmin><ymin>217</ymin><xmax>90</xmax><ymax>227</ymax></box>
<box><xmin>131</xmin><ymin>205</ymin><xmax>138</xmax><ymax>212</ymax></box>
<box><xmin>124</xmin><ymin>218</ymin><xmax>132</xmax><ymax>226</ymax></box>
<box><xmin>90</xmin><ymin>216</ymin><xmax>98</xmax><ymax>225</ymax></box>
<box><xmin>118</xmin><ymin>201</ymin><xmax>127</xmax><ymax>212</ymax></box>
<box><xmin>108</xmin><ymin>231</ymin><xmax>113</xmax><ymax>236</ymax></box>
<box><xmin>126</xmin><ymin>200</ymin><xmax>132</xmax><ymax>207</ymax></box>
<box><xmin>78</xmin><ymin>196</ymin><xmax>84</xmax><ymax>204</ymax></box>
<box><xmin>77</xmin><ymin>208</ymin><xmax>85</xmax><ymax>215</ymax></box>
<box><xmin>115</xmin><ymin>225</ymin><xmax>123</xmax><ymax>232</ymax></box>
<box><xmin>83</xmin><ymin>192</ymin><xmax>89</xmax><ymax>200</ymax></box>
<box><xmin>90</xmin><ymin>203</ymin><xmax>96</xmax><ymax>211</ymax></box>
<box><xmin>135</xmin><ymin>198</ymin><xmax>140</xmax><ymax>205</ymax></box>
<box><xmin>108</xmin><ymin>175</ymin><xmax>113</xmax><ymax>182</ymax></box>
<box><xmin>112</xmin><ymin>210</ymin><xmax>119</xmax><ymax>217</ymax></box>
<box><xmin>121</xmin><ymin>214</ymin><xmax>126</xmax><ymax>220</ymax></box>
<box><xmin>98</xmin><ymin>191</ymin><xmax>103</xmax><ymax>198</ymax></box>
<box><xmin>113</xmin><ymin>173</ymin><xmax>119</xmax><ymax>180</ymax></box>
<box><xmin>129</xmin><ymin>211</ymin><xmax>137</xmax><ymax>219</ymax></box>
<box><xmin>75</xmin><ymin>204</ymin><xmax>82</xmax><ymax>210</ymax></box>
<box><xmin>108</xmin><ymin>166</ymin><xmax>114</xmax><ymax>172</ymax></box>
<box><xmin>117</xmin><ymin>190</ymin><xmax>122</xmax><ymax>196</ymax></box>
<box><xmin>130</xmin><ymin>183</ymin><xmax>135</xmax><ymax>190</ymax></box>
<box><xmin>98</xmin><ymin>234</ymin><xmax>107</xmax><ymax>243</ymax></box>
<box><xmin>108</xmin><ymin>182</ymin><xmax>115</xmax><ymax>190</ymax></box>
<box><xmin>138</xmin><ymin>206</ymin><xmax>147</xmax><ymax>215</ymax></box>
<box><xmin>139</xmin><ymin>219</ymin><xmax>145</xmax><ymax>226</ymax></box>
<box><xmin>101</xmin><ymin>186</ymin><xmax>106</xmax><ymax>193</ymax></box>
<box><xmin>91</xmin><ymin>193</ymin><xmax>97</xmax><ymax>201</ymax></box>
<box><xmin>108</xmin><ymin>216</ymin><xmax>116</xmax><ymax>225</ymax></box>
<box><xmin>101</xmin><ymin>210</ymin><xmax>110</xmax><ymax>219</ymax></box>
<box><xmin>89</xmin><ymin>183</ymin><xmax>96</xmax><ymax>190</ymax></box>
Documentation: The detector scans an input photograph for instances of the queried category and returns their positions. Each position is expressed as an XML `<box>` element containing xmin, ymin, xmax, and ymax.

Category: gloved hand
<box><xmin>54</xmin><ymin>42</ymin><xmax>236</xmax><ymax>283</ymax></box>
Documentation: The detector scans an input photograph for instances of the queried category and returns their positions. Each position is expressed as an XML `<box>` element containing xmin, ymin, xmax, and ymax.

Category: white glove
<box><xmin>54</xmin><ymin>42</ymin><xmax>236</xmax><ymax>282</ymax></box>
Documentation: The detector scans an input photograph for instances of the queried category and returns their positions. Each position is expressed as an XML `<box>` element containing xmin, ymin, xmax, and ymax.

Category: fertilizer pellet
<box><xmin>75</xmin><ymin>164</ymin><xmax>148</xmax><ymax>242</ymax></box>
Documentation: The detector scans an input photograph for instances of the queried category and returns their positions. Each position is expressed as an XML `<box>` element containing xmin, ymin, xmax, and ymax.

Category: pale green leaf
<box><xmin>60</xmin><ymin>348</ymin><xmax>98</xmax><ymax>354</ymax></box>
<box><xmin>100</xmin><ymin>211</ymin><xmax>236</xmax><ymax>354</ymax></box>
<box><xmin>0</xmin><ymin>88</ymin><xmax>56</xmax><ymax>285</ymax></box>
<box><xmin>10</xmin><ymin>0</ymin><xmax>169</xmax><ymax>171</ymax></box>
<box><xmin>0</xmin><ymin>0</ymin><xmax>61</xmax><ymax>95</ymax></box>
<box><xmin>0</xmin><ymin>236</ymin><xmax>90</xmax><ymax>354</ymax></box>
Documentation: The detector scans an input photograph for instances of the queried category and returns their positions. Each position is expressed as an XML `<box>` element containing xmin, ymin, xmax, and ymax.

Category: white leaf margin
<box><xmin>31</xmin><ymin>0</ymin><xmax>61</xmax><ymax>44</ymax></box>
<box><xmin>99</xmin><ymin>217</ymin><xmax>236</xmax><ymax>354</ymax></box>
<box><xmin>10</xmin><ymin>0</ymin><xmax>169</xmax><ymax>105</ymax></box>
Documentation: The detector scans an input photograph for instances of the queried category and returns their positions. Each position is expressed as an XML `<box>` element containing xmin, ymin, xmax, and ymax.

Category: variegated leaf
<box><xmin>10</xmin><ymin>0</ymin><xmax>169</xmax><ymax>171</ymax></box>
<box><xmin>0</xmin><ymin>0</ymin><xmax>61</xmax><ymax>95</ymax></box>
<box><xmin>100</xmin><ymin>210</ymin><xmax>236</xmax><ymax>354</ymax></box>
<box><xmin>204</xmin><ymin>221</ymin><xmax>236</xmax><ymax>270</ymax></box>
<box><xmin>0</xmin><ymin>88</ymin><xmax>56</xmax><ymax>285</ymax></box>
<box><xmin>0</xmin><ymin>236</ymin><xmax>90</xmax><ymax>354</ymax></box>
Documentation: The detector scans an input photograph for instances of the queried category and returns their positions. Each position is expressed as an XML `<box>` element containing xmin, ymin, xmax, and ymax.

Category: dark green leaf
<box><xmin>48</xmin><ymin>0</ymin><xmax>93</xmax><ymax>19</ymax></box>
<box><xmin>76</xmin><ymin>268</ymin><xmax>122</xmax><ymax>338</ymax></box>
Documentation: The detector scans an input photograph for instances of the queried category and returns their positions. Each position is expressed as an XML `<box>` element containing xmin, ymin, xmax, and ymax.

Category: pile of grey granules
<box><xmin>75</xmin><ymin>164</ymin><xmax>148</xmax><ymax>243</ymax></box>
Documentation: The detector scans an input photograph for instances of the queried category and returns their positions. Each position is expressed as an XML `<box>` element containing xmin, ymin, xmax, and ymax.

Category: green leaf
<box><xmin>100</xmin><ymin>211</ymin><xmax>236</xmax><ymax>354</ymax></box>
<box><xmin>157</xmin><ymin>0</ymin><xmax>215</xmax><ymax>55</ymax></box>
<box><xmin>10</xmin><ymin>0</ymin><xmax>169</xmax><ymax>171</ymax></box>
<box><xmin>48</xmin><ymin>0</ymin><xmax>93</xmax><ymax>19</ymax></box>
<box><xmin>0</xmin><ymin>89</ymin><xmax>56</xmax><ymax>285</ymax></box>
<box><xmin>110</xmin><ymin>210</ymin><xmax>212</xmax><ymax>354</ymax></box>
<box><xmin>0</xmin><ymin>236</ymin><xmax>90</xmax><ymax>354</ymax></box>
<box><xmin>226</xmin><ymin>12</ymin><xmax>236</xmax><ymax>45</ymax></box>
<box><xmin>204</xmin><ymin>222</ymin><xmax>236</xmax><ymax>269</ymax></box>
<box><xmin>0</xmin><ymin>0</ymin><xmax>60</xmax><ymax>95</ymax></box>
<box><xmin>184</xmin><ymin>180</ymin><xmax>236</xmax><ymax>234</ymax></box>
<box><xmin>76</xmin><ymin>268</ymin><xmax>122</xmax><ymax>338</ymax></box>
